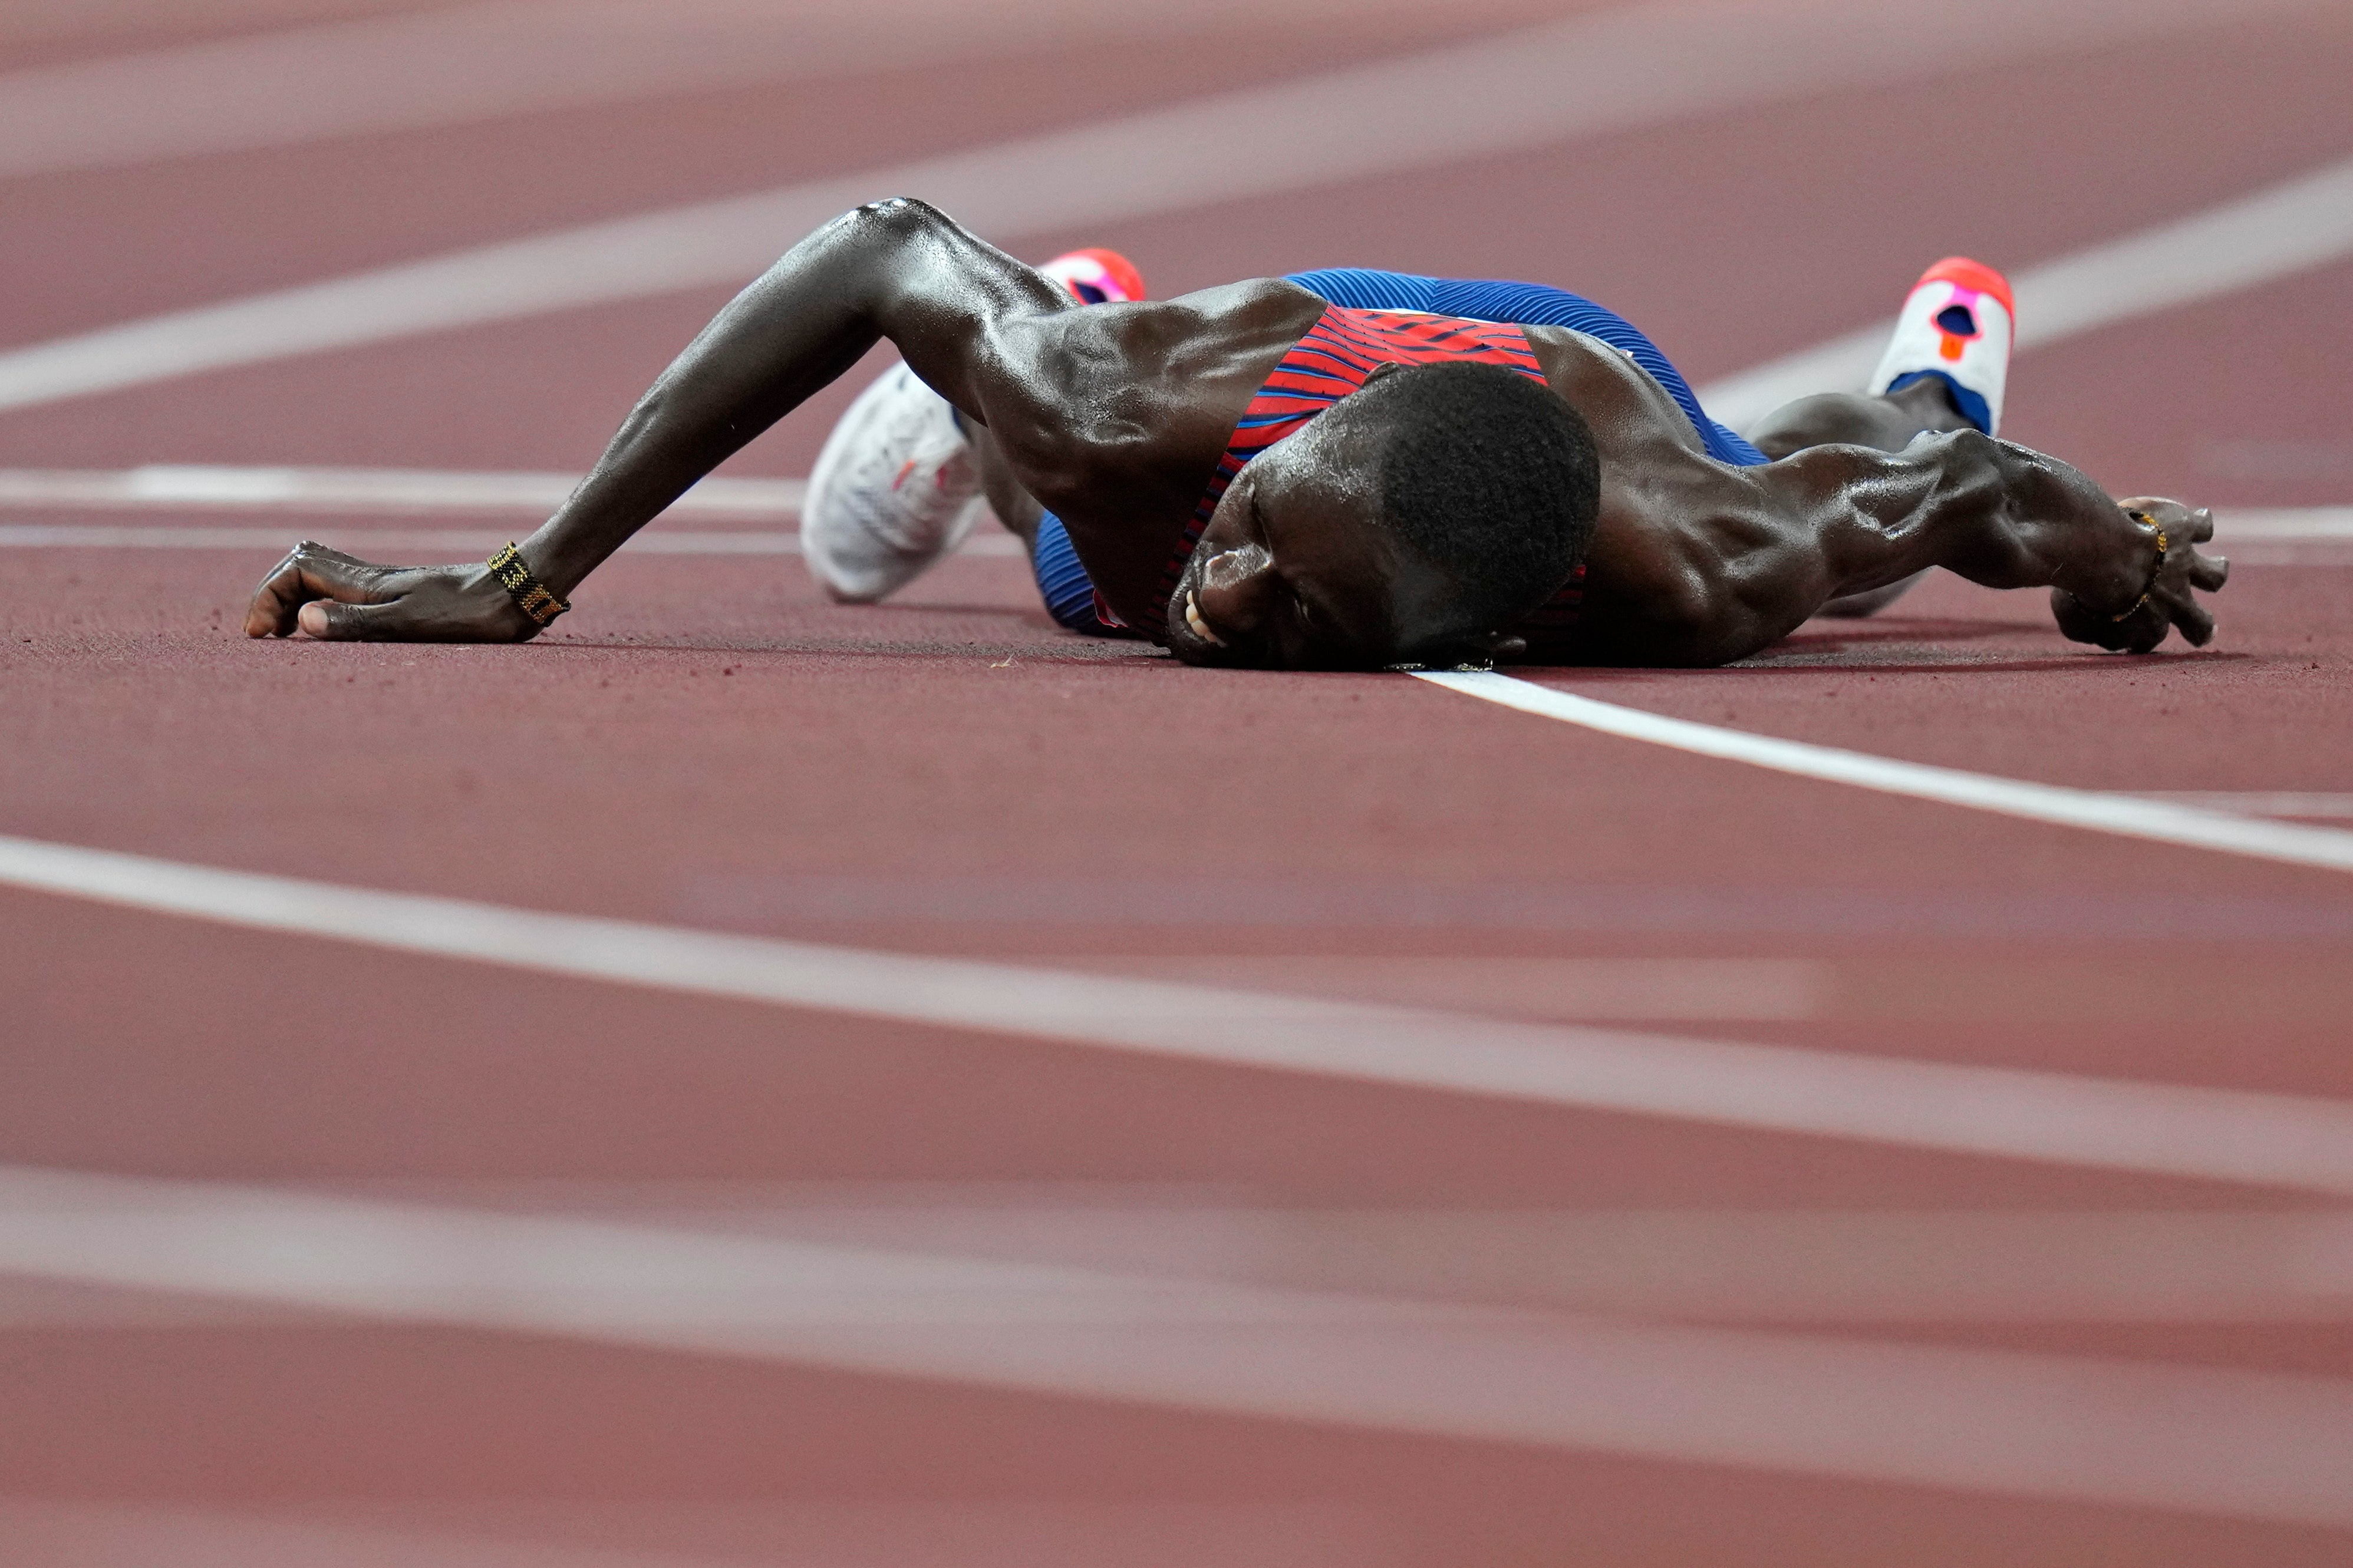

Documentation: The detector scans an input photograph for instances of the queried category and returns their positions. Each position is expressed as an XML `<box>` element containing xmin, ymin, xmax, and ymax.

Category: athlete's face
<box><xmin>1163</xmin><ymin>418</ymin><xmax>1464</xmax><ymax>669</ymax></box>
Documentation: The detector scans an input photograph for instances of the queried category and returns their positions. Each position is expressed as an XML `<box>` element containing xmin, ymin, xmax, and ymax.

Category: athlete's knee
<box><xmin>1745</xmin><ymin>392</ymin><xmax>1897</xmax><ymax>457</ymax></box>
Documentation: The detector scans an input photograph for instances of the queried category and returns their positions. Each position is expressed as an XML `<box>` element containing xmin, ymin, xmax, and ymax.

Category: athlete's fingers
<box><xmin>246</xmin><ymin>542</ymin><xmax>368</xmax><ymax>637</ymax></box>
<box><xmin>2190</xmin><ymin>552</ymin><xmax>2230</xmax><ymax>593</ymax></box>
<box><xmin>297</xmin><ymin>596</ymin><xmax>414</xmax><ymax>641</ymax></box>
<box><xmin>2167</xmin><ymin>592</ymin><xmax>2216</xmax><ymax>648</ymax></box>
<box><xmin>243</xmin><ymin>541</ymin><xmax>410</xmax><ymax>638</ymax></box>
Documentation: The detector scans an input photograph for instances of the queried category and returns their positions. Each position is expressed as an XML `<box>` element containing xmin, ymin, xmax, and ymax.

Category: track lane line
<box><xmin>0</xmin><ymin>0</ymin><xmax>2327</xmax><ymax>412</ymax></box>
<box><xmin>0</xmin><ymin>525</ymin><xmax>1029</xmax><ymax>555</ymax></box>
<box><xmin>0</xmin><ymin>0</ymin><xmax>1493</xmax><ymax>183</ymax></box>
<box><xmin>10</xmin><ymin>1190</ymin><xmax>2353</xmax><ymax>1324</ymax></box>
<box><xmin>0</xmin><ymin>1497</ymin><xmax>1353</xmax><ymax>1568</ymax></box>
<box><xmin>1700</xmin><ymin>150</ymin><xmax>2353</xmax><ymax>426</ymax></box>
<box><xmin>1415</xmin><ymin>672</ymin><xmax>2353</xmax><ymax>876</ymax></box>
<box><xmin>5</xmin><ymin>1165</ymin><xmax>2352</xmax><ymax>1526</ymax></box>
<box><xmin>0</xmin><ymin>463</ymin><xmax>804</xmax><ymax>513</ymax></box>
<box><xmin>2138</xmin><ymin>793</ymin><xmax>2353</xmax><ymax>818</ymax></box>
<box><xmin>5</xmin><ymin>831</ymin><xmax>2353</xmax><ymax>1193</ymax></box>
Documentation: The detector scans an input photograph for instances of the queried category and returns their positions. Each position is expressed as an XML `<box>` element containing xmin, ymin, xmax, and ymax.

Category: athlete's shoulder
<box><xmin>1521</xmin><ymin>326</ymin><xmax>1712</xmax><ymax>457</ymax></box>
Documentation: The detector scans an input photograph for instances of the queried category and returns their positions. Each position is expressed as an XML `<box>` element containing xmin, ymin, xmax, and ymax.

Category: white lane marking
<box><xmin>5</xmin><ymin>832</ymin><xmax>2353</xmax><ymax>1194</ymax></box>
<box><xmin>2216</xmin><ymin>509</ymin><xmax>2353</xmax><ymax>537</ymax></box>
<box><xmin>0</xmin><ymin>466</ymin><xmax>2333</xmax><ymax>561</ymax></box>
<box><xmin>0</xmin><ymin>0</ymin><xmax>1477</xmax><ymax>182</ymax></box>
<box><xmin>1065</xmin><ymin>955</ymin><xmax>1828</xmax><ymax>1021</ymax></box>
<box><xmin>5</xmin><ymin>1167</ymin><xmax>2352</xmax><ymax>1526</ymax></box>
<box><xmin>0</xmin><ymin>461</ymin><xmax>1007</xmax><ymax>554</ymax></box>
<box><xmin>1701</xmin><ymin>151</ymin><xmax>2353</xmax><ymax>427</ymax></box>
<box><xmin>0</xmin><ymin>1498</ymin><xmax>1368</xmax><ymax>1568</ymax></box>
<box><xmin>2204</xmin><ymin>509</ymin><xmax>2353</xmax><ymax>564</ymax></box>
<box><xmin>1415</xmin><ymin>672</ymin><xmax>2353</xmax><ymax>876</ymax></box>
<box><xmin>0</xmin><ymin>468</ymin><xmax>2339</xmax><ymax>533</ymax></box>
<box><xmin>0</xmin><ymin>1501</ymin><xmax>746</xmax><ymax>1568</ymax></box>
<box><xmin>2138</xmin><ymin>793</ymin><xmax>2353</xmax><ymax>818</ymax></box>
<box><xmin>10</xmin><ymin>1192</ymin><xmax>2352</xmax><ymax>1325</ymax></box>
<box><xmin>0</xmin><ymin>523</ymin><xmax>1026</xmax><ymax>555</ymax></box>
<box><xmin>0</xmin><ymin>463</ymin><xmax>803</xmax><ymax>513</ymax></box>
<box><xmin>0</xmin><ymin>0</ymin><xmax>2321</xmax><ymax>412</ymax></box>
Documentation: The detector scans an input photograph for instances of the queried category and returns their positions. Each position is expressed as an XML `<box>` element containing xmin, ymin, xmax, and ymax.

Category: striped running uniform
<box><xmin>1290</xmin><ymin>270</ymin><xmax>1768</xmax><ymax>468</ymax></box>
<box><xmin>1032</xmin><ymin>269</ymin><xmax>1766</xmax><ymax>638</ymax></box>
<box><xmin>1125</xmin><ymin>303</ymin><xmax>1551</xmax><ymax>637</ymax></box>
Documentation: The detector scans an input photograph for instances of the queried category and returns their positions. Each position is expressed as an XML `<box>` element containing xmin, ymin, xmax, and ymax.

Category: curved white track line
<box><xmin>0</xmin><ymin>0</ymin><xmax>1487</xmax><ymax>183</ymax></box>
<box><xmin>5</xmin><ymin>832</ymin><xmax>2353</xmax><ymax>1194</ymax></box>
<box><xmin>1416</xmin><ymin>672</ymin><xmax>2353</xmax><ymax>875</ymax></box>
<box><xmin>0</xmin><ymin>0</ymin><xmax>2326</xmax><ymax>412</ymax></box>
<box><xmin>0</xmin><ymin>523</ymin><xmax>1027</xmax><ymax>555</ymax></box>
<box><xmin>1700</xmin><ymin>152</ymin><xmax>2353</xmax><ymax>427</ymax></box>
<box><xmin>11</xmin><ymin>1193</ymin><xmax>2353</xmax><ymax>1325</ymax></box>
<box><xmin>0</xmin><ymin>463</ymin><xmax>800</xmax><ymax>514</ymax></box>
<box><xmin>5</xmin><ymin>1166</ymin><xmax>2352</xmax><ymax>1526</ymax></box>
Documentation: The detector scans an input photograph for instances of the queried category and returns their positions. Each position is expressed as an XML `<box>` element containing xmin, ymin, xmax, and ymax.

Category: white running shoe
<box><xmin>800</xmin><ymin>247</ymin><xmax>1148</xmax><ymax>602</ymax></box>
<box><xmin>1867</xmin><ymin>256</ymin><xmax>2015</xmax><ymax>437</ymax></box>
<box><xmin>800</xmin><ymin>361</ymin><xmax>988</xmax><ymax>603</ymax></box>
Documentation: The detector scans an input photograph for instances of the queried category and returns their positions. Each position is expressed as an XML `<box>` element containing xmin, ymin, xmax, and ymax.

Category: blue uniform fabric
<box><xmin>1886</xmin><ymin>369</ymin><xmax>1994</xmax><ymax>438</ymax></box>
<box><xmin>1031</xmin><ymin>509</ymin><xmax>1102</xmax><ymax>631</ymax></box>
<box><xmin>1029</xmin><ymin>268</ymin><xmax>1769</xmax><ymax>633</ymax></box>
<box><xmin>1287</xmin><ymin>268</ymin><xmax>1769</xmax><ymax>467</ymax></box>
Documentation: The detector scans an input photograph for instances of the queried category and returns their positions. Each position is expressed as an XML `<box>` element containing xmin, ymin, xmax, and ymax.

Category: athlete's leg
<box><xmin>967</xmin><ymin>329</ymin><xmax>1129</xmax><ymax>636</ymax></box>
<box><xmin>800</xmin><ymin>248</ymin><xmax>1146</xmax><ymax>604</ymax></box>
<box><xmin>1746</xmin><ymin>257</ymin><xmax>2015</xmax><ymax>618</ymax></box>
<box><xmin>967</xmin><ymin>422</ymin><xmax>1044</xmax><ymax>547</ymax></box>
<box><xmin>1744</xmin><ymin>377</ymin><xmax>1976</xmax><ymax>459</ymax></box>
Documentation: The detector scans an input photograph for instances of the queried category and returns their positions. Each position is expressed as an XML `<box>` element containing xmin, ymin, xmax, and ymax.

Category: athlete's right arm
<box><xmin>1571</xmin><ymin>430</ymin><xmax>2226</xmax><ymax>667</ymax></box>
<box><xmin>243</xmin><ymin>199</ymin><xmax>1073</xmax><ymax>642</ymax></box>
<box><xmin>1785</xmin><ymin>431</ymin><xmax>2229</xmax><ymax>655</ymax></box>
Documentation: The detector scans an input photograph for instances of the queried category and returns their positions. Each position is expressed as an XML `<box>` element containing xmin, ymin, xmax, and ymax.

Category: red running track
<box><xmin>4</xmin><ymin>4</ymin><xmax>2352</xmax><ymax>1565</ymax></box>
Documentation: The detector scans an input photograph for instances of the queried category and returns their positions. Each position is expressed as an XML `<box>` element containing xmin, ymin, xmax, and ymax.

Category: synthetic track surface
<box><xmin>3</xmin><ymin>4</ymin><xmax>2351</xmax><ymax>1564</ymax></box>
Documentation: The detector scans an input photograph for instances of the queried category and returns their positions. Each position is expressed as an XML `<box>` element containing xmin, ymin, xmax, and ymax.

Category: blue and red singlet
<box><xmin>1032</xmin><ymin>269</ymin><xmax>1769</xmax><ymax>640</ymax></box>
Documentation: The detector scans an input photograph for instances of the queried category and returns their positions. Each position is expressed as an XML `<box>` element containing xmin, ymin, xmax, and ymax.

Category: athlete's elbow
<box><xmin>846</xmin><ymin>196</ymin><xmax>958</xmax><ymax>247</ymax></box>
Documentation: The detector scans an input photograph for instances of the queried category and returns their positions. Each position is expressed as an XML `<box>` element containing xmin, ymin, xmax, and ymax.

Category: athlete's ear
<box><xmin>1362</xmin><ymin>361</ymin><xmax>1409</xmax><ymax>387</ymax></box>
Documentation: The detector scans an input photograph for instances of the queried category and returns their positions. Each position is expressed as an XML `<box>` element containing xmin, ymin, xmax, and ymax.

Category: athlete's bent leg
<box><xmin>967</xmin><ymin>422</ymin><xmax>1044</xmax><ymax>547</ymax></box>
<box><xmin>1749</xmin><ymin>256</ymin><xmax>2015</xmax><ymax>618</ymax></box>
<box><xmin>799</xmin><ymin>247</ymin><xmax>1145</xmax><ymax>603</ymax></box>
<box><xmin>1744</xmin><ymin>377</ymin><xmax>1976</xmax><ymax>460</ymax></box>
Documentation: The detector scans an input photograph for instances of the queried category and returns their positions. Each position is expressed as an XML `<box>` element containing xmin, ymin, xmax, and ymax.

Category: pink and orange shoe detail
<box><xmin>1867</xmin><ymin>256</ymin><xmax>2015</xmax><ymax>437</ymax></box>
<box><xmin>1039</xmin><ymin>247</ymin><xmax>1148</xmax><ymax>305</ymax></box>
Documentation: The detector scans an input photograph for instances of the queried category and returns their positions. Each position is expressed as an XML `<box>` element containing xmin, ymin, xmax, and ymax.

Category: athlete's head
<box><xmin>1165</xmin><ymin>361</ymin><xmax>1599</xmax><ymax>669</ymax></box>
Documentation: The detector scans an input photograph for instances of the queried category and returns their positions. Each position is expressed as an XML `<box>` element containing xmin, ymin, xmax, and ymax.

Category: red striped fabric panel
<box><xmin>1142</xmin><ymin>308</ymin><xmax>1548</xmax><ymax>634</ymax></box>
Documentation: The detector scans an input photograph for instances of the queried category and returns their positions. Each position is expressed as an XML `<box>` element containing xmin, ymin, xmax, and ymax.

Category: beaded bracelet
<box><xmin>2110</xmin><ymin>510</ymin><xmax>2169</xmax><ymax>622</ymax></box>
<box><xmin>487</xmin><ymin>542</ymin><xmax>571</xmax><ymax>627</ymax></box>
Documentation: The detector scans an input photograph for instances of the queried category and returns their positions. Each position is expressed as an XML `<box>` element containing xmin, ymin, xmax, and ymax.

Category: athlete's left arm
<box><xmin>1652</xmin><ymin>430</ymin><xmax>2226</xmax><ymax>665</ymax></box>
<box><xmin>242</xmin><ymin>198</ymin><xmax>1080</xmax><ymax>642</ymax></box>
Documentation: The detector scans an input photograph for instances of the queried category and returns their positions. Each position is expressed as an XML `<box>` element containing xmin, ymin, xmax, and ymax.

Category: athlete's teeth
<box><xmin>1185</xmin><ymin>592</ymin><xmax>1225</xmax><ymax>647</ymax></box>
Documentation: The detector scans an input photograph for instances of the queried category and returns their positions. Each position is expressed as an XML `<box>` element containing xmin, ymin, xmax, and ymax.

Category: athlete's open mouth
<box><xmin>1183</xmin><ymin>590</ymin><xmax>1227</xmax><ymax>647</ymax></box>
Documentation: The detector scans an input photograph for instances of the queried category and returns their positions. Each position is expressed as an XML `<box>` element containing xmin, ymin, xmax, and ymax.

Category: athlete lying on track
<box><xmin>245</xmin><ymin>198</ymin><xmax>2226</xmax><ymax>669</ymax></box>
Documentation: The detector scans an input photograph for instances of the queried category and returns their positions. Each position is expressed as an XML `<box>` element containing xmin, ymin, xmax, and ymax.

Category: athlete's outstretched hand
<box><xmin>243</xmin><ymin>541</ymin><xmax>542</xmax><ymax>642</ymax></box>
<box><xmin>2051</xmin><ymin>498</ymin><xmax>2227</xmax><ymax>655</ymax></box>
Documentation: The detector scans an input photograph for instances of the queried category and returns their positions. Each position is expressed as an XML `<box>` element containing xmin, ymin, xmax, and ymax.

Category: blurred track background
<box><xmin>3</xmin><ymin>2</ymin><xmax>2352</xmax><ymax>1563</ymax></box>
